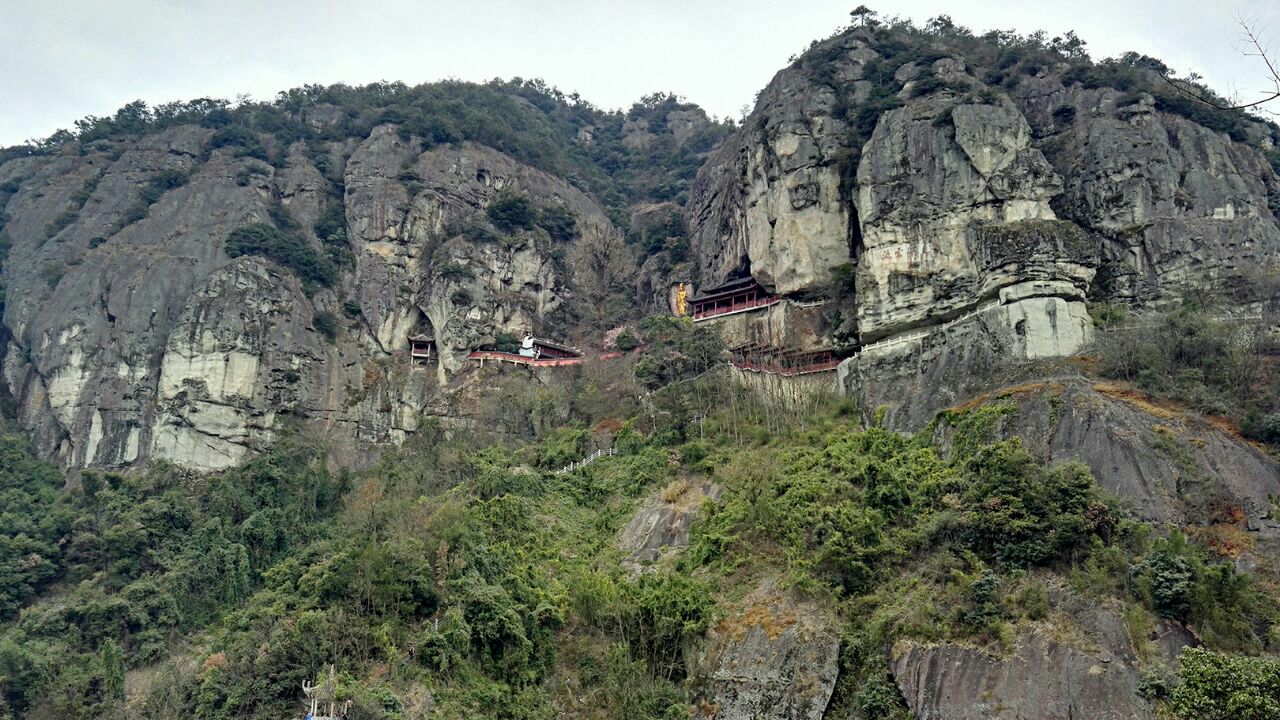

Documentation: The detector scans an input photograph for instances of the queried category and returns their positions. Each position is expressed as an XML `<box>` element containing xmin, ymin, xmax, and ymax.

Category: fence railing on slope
<box><xmin>555</xmin><ymin>446</ymin><xmax>618</xmax><ymax>474</ymax></box>
<box><xmin>790</xmin><ymin>298</ymin><xmax>834</xmax><ymax>309</ymax></box>
<box><xmin>855</xmin><ymin>299</ymin><xmax>1004</xmax><ymax>358</ymax></box>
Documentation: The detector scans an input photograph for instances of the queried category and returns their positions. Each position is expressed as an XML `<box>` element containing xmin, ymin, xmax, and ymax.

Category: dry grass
<box><xmin>947</xmin><ymin>382</ymin><xmax>1064</xmax><ymax>413</ymax></box>
<box><xmin>1091</xmin><ymin>382</ymin><xmax>1183</xmax><ymax>421</ymax></box>
<box><xmin>661</xmin><ymin>478</ymin><xmax>691</xmax><ymax>504</ymax></box>
<box><xmin>1092</xmin><ymin>382</ymin><xmax>1266</xmax><ymax>450</ymax></box>
<box><xmin>716</xmin><ymin>594</ymin><xmax>799</xmax><ymax>642</ymax></box>
<box><xmin>593</xmin><ymin>417</ymin><xmax>623</xmax><ymax>434</ymax></box>
<box><xmin>1194</xmin><ymin>523</ymin><xmax>1255</xmax><ymax>559</ymax></box>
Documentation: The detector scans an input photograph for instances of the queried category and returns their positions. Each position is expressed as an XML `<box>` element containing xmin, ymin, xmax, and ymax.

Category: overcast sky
<box><xmin>1</xmin><ymin>0</ymin><xmax>1277</xmax><ymax>146</ymax></box>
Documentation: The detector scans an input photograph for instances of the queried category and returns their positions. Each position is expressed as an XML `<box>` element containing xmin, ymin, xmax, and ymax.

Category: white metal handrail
<box><xmin>555</xmin><ymin>446</ymin><xmax>618</xmax><ymax>474</ymax></box>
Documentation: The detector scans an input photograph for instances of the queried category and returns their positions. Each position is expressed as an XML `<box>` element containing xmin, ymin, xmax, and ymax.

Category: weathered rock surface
<box><xmin>0</xmin><ymin>126</ymin><xmax>619</xmax><ymax>470</ymax></box>
<box><xmin>837</xmin><ymin>298</ymin><xmax>1092</xmax><ymax>429</ymax></box>
<box><xmin>687</xmin><ymin>40</ymin><xmax>870</xmax><ymax>296</ymax></box>
<box><xmin>893</xmin><ymin>629</ymin><xmax>1150</xmax><ymax>720</ymax></box>
<box><xmin>894</xmin><ymin>588</ymin><xmax>1153</xmax><ymax>720</ymax></box>
<box><xmin>618</xmin><ymin>478</ymin><xmax>722</xmax><ymax>570</ymax></box>
<box><xmin>695</xmin><ymin>582</ymin><xmax>838</xmax><ymax>720</ymax></box>
<box><xmin>1011</xmin><ymin>83</ymin><xmax>1280</xmax><ymax>303</ymax></box>
<box><xmin>691</xmin><ymin>30</ymin><xmax>1279</xmax><ymax>443</ymax></box>
<box><xmin>940</xmin><ymin>380</ymin><xmax>1280</xmax><ymax>532</ymax></box>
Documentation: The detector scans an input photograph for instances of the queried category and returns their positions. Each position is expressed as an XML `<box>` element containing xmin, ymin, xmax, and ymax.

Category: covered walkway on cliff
<box><xmin>729</xmin><ymin>342</ymin><xmax>840</xmax><ymax>376</ymax></box>
<box><xmin>689</xmin><ymin>277</ymin><xmax>780</xmax><ymax>322</ymax></box>
<box><xmin>468</xmin><ymin>335</ymin><xmax>587</xmax><ymax>367</ymax></box>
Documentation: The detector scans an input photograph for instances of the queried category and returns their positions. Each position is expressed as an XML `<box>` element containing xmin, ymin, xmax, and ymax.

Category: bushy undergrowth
<box><xmin>687</xmin><ymin>406</ymin><xmax>1278</xmax><ymax>717</ymax></box>
<box><xmin>0</xmin><ymin>358</ymin><xmax>1277</xmax><ymax>719</ymax></box>
<box><xmin>1094</xmin><ymin>298</ymin><xmax>1280</xmax><ymax>445</ymax></box>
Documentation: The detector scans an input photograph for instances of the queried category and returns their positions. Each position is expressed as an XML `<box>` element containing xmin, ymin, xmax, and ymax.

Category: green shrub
<box><xmin>493</xmin><ymin>331</ymin><xmax>520</xmax><ymax>354</ymax></box>
<box><xmin>1172</xmin><ymin>648</ymin><xmax>1280</xmax><ymax>719</ymax></box>
<box><xmin>139</xmin><ymin>169</ymin><xmax>189</xmax><ymax>205</ymax></box>
<box><xmin>44</xmin><ymin>209</ymin><xmax>79</xmax><ymax>238</ymax></box>
<box><xmin>536</xmin><ymin>204</ymin><xmax>577</xmax><ymax>242</ymax></box>
<box><xmin>486</xmin><ymin>192</ymin><xmax>536</xmax><ymax>233</ymax></box>
<box><xmin>436</xmin><ymin>262</ymin><xmax>475</xmax><ymax>283</ymax></box>
<box><xmin>615</xmin><ymin>329</ymin><xmax>640</xmax><ymax>351</ymax></box>
<box><xmin>313</xmin><ymin>311</ymin><xmax>338</xmax><ymax>341</ymax></box>
<box><xmin>210</xmin><ymin>126</ymin><xmax>267</xmax><ymax>161</ymax></box>
<box><xmin>225</xmin><ymin>223</ymin><xmax>336</xmax><ymax>289</ymax></box>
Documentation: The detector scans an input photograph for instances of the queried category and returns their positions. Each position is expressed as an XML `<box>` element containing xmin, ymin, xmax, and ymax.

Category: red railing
<box><xmin>731</xmin><ymin>358</ymin><xmax>840</xmax><ymax>376</ymax></box>
<box><xmin>468</xmin><ymin>351</ymin><xmax>585</xmax><ymax>367</ymax></box>
<box><xmin>692</xmin><ymin>295</ymin><xmax>781</xmax><ymax>321</ymax></box>
<box><xmin>465</xmin><ymin>347</ymin><xmax>639</xmax><ymax>369</ymax></box>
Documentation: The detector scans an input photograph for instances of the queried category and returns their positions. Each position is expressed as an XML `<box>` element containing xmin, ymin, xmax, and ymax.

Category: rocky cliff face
<box><xmin>687</xmin><ymin>30</ymin><xmax>1280</xmax><ymax>380</ymax></box>
<box><xmin>679</xmin><ymin>25</ymin><xmax>1280</xmax><ymax>719</ymax></box>
<box><xmin>0</xmin><ymin>124</ymin><xmax>622</xmax><ymax>470</ymax></box>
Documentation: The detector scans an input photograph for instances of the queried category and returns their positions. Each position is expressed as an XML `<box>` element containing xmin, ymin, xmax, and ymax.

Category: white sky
<box><xmin>1</xmin><ymin>0</ymin><xmax>1277</xmax><ymax>146</ymax></box>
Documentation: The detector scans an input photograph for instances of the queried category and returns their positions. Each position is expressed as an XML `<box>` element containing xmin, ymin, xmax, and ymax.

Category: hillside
<box><xmin>2</xmin><ymin>10</ymin><xmax>1280</xmax><ymax>720</ymax></box>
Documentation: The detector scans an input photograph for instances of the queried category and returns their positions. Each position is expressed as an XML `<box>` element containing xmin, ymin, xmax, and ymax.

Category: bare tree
<box><xmin>1165</xmin><ymin>17</ymin><xmax>1279</xmax><ymax>114</ymax></box>
<box><xmin>570</xmin><ymin>227</ymin><xmax>636</xmax><ymax>330</ymax></box>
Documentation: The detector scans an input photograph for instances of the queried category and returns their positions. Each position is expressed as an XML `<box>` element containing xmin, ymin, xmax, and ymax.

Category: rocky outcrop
<box><xmin>150</xmin><ymin>259</ymin><xmax>326</xmax><ymax>470</ymax></box>
<box><xmin>894</xmin><ymin>590</ymin><xmax>1153</xmax><ymax>720</ymax></box>
<box><xmin>618</xmin><ymin>479</ymin><xmax>722</xmax><ymax>571</ymax></box>
<box><xmin>695</xmin><ymin>581</ymin><xmax>838</xmax><ymax>720</ymax></box>
<box><xmin>1012</xmin><ymin>84</ymin><xmax>1280</xmax><ymax>303</ymax></box>
<box><xmin>893</xmin><ymin>629</ymin><xmax>1150</xmax><ymax>720</ymax></box>
<box><xmin>854</xmin><ymin>97</ymin><xmax>1093</xmax><ymax>339</ymax></box>
<box><xmin>687</xmin><ymin>40</ymin><xmax>873</xmax><ymax>296</ymax></box>
<box><xmin>837</xmin><ymin>298</ymin><xmax>1091</xmax><ymax>429</ymax></box>
<box><xmin>347</xmin><ymin>133</ymin><xmax>619</xmax><ymax>375</ymax></box>
<box><xmin>0</xmin><ymin>126</ymin><xmax>621</xmax><ymax>470</ymax></box>
<box><xmin>933</xmin><ymin>380</ymin><xmax>1280</xmax><ymax>532</ymax></box>
<box><xmin>690</xmin><ymin>30</ymin><xmax>1279</xmax><ymax>440</ymax></box>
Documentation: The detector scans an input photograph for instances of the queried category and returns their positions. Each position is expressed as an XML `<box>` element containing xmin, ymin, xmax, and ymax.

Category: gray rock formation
<box><xmin>933</xmin><ymin>379</ymin><xmax>1280</xmax><ymax>532</ymax></box>
<box><xmin>695</xmin><ymin>581</ymin><xmax>839</xmax><ymax>720</ymax></box>
<box><xmin>688</xmin><ymin>30</ymin><xmax>1279</xmax><ymax>430</ymax></box>
<box><xmin>894</xmin><ymin>590</ymin><xmax>1152</xmax><ymax>720</ymax></box>
<box><xmin>0</xmin><ymin>126</ymin><xmax>620</xmax><ymax>470</ymax></box>
<box><xmin>687</xmin><ymin>40</ymin><xmax>871</xmax><ymax>296</ymax></box>
<box><xmin>618</xmin><ymin>479</ymin><xmax>722</xmax><ymax>571</ymax></box>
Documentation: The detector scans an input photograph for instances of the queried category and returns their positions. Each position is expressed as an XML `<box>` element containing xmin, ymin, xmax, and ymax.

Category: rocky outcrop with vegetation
<box><xmin>0</xmin><ymin>84</ymin><xmax>726</xmax><ymax>470</ymax></box>
<box><xmin>2</xmin><ymin>11</ymin><xmax>1280</xmax><ymax>720</ymax></box>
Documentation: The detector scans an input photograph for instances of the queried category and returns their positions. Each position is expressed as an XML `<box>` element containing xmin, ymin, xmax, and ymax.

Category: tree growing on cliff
<box><xmin>571</xmin><ymin>229</ymin><xmax>635</xmax><ymax>330</ymax></box>
<box><xmin>1172</xmin><ymin>648</ymin><xmax>1280</xmax><ymax>719</ymax></box>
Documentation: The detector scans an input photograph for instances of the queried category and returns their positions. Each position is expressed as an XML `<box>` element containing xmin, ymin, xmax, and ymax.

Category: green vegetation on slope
<box><xmin>1093</xmin><ymin>293</ymin><xmax>1280</xmax><ymax>448</ymax></box>
<box><xmin>0</xmin><ymin>316</ymin><xmax>1276</xmax><ymax>719</ymax></box>
<box><xmin>1</xmin><ymin>81</ymin><xmax>731</xmax><ymax>233</ymax></box>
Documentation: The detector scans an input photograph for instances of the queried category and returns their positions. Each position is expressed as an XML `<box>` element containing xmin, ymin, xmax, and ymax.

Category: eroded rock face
<box><xmin>150</xmin><ymin>259</ymin><xmax>326</xmax><ymax>470</ymax></box>
<box><xmin>893</xmin><ymin>631</ymin><xmax>1150</xmax><ymax>720</ymax></box>
<box><xmin>687</xmin><ymin>40</ymin><xmax>873</xmax><ymax>295</ymax></box>
<box><xmin>894</xmin><ymin>591</ymin><xmax>1152</xmax><ymax>720</ymax></box>
<box><xmin>0</xmin><ymin>125</ymin><xmax>619</xmax><ymax>470</ymax></box>
<box><xmin>691</xmin><ymin>30</ymin><xmax>1279</xmax><ymax>438</ymax></box>
<box><xmin>347</xmin><ymin>134</ymin><xmax>618</xmax><ymax>377</ymax></box>
<box><xmin>618</xmin><ymin>479</ymin><xmax>722</xmax><ymax>571</ymax></box>
<box><xmin>837</xmin><ymin>298</ymin><xmax>1092</xmax><ymax>429</ymax></box>
<box><xmin>1012</xmin><ymin>84</ymin><xmax>1280</xmax><ymax>303</ymax></box>
<box><xmin>941</xmin><ymin>380</ymin><xmax>1280</xmax><ymax>531</ymax></box>
<box><xmin>854</xmin><ymin>98</ymin><xmax>1085</xmax><ymax>338</ymax></box>
<box><xmin>695</xmin><ymin>582</ymin><xmax>838</xmax><ymax>720</ymax></box>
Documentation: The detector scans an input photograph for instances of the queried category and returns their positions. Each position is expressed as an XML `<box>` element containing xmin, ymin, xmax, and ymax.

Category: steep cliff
<box><xmin>0</xmin><ymin>84</ymin><xmax>726</xmax><ymax>470</ymax></box>
<box><xmin>688</xmin><ymin>24</ymin><xmax>1280</xmax><ymax>405</ymax></box>
<box><xmin>3</xmin><ymin>15</ymin><xmax>1280</xmax><ymax>720</ymax></box>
